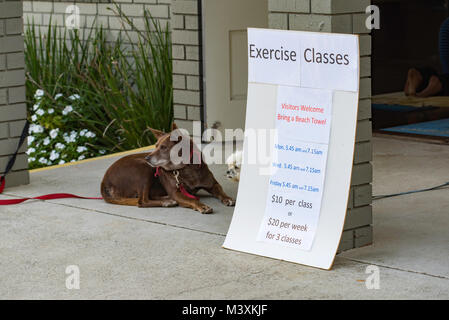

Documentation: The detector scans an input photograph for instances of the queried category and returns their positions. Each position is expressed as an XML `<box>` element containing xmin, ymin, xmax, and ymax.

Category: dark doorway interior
<box><xmin>372</xmin><ymin>0</ymin><xmax>449</xmax><ymax>140</ymax></box>
<box><xmin>372</xmin><ymin>0</ymin><xmax>448</xmax><ymax>95</ymax></box>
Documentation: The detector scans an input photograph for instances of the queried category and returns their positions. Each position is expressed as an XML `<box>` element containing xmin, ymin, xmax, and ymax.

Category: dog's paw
<box><xmin>198</xmin><ymin>204</ymin><xmax>213</xmax><ymax>214</ymax></box>
<box><xmin>222</xmin><ymin>198</ymin><xmax>236</xmax><ymax>206</ymax></box>
<box><xmin>162</xmin><ymin>199</ymin><xmax>178</xmax><ymax>207</ymax></box>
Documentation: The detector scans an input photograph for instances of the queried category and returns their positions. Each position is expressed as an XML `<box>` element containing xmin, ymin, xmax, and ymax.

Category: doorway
<box><xmin>202</xmin><ymin>0</ymin><xmax>268</xmax><ymax>135</ymax></box>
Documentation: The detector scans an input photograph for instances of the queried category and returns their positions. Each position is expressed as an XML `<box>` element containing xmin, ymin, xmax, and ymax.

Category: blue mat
<box><xmin>381</xmin><ymin>118</ymin><xmax>449</xmax><ymax>138</ymax></box>
<box><xmin>372</xmin><ymin>103</ymin><xmax>419</xmax><ymax>112</ymax></box>
<box><xmin>372</xmin><ymin>103</ymin><xmax>436</xmax><ymax>112</ymax></box>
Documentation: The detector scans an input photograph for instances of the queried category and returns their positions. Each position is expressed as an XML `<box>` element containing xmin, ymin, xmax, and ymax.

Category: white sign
<box><xmin>223</xmin><ymin>28</ymin><xmax>360</xmax><ymax>270</ymax></box>
<box><xmin>248</xmin><ymin>28</ymin><xmax>359</xmax><ymax>92</ymax></box>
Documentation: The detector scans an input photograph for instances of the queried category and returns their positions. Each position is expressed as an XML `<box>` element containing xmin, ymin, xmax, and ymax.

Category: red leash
<box><xmin>178</xmin><ymin>184</ymin><xmax>199</xmax><ymax>200</ymax></box>
<box><xmin>154</xmin><ymin>167</ymin><xmax>199</xmax><ymax>200</ymax></box>
<box><xmin>0</xmin><ymin>176</ymin><xmax>102</xmax><ymax>206</ymax></box>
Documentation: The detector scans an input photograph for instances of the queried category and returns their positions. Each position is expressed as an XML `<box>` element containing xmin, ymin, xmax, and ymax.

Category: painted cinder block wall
<box><xmin>267</xmin><ymin>0</ymin><xmax>373</xmax><ymax>251</ymax></box>
<box><xmin>0</xmin><ymin>0</ymin><xmax>29</xmax><ymax>188</ymax></box>
<box><xmin>23</xmin><ymin>0</ymin><xmax>172</xmax><ymax>40</ymax></box>
<box><xmin>170</xmin><ymin>0</ymin><xmax>202</xmax><ymax>131</ymax></box>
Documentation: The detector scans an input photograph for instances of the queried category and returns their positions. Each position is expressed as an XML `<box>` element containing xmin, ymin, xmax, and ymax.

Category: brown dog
<box><xmin>101</xmin><ymin>125</ymin><xmax>235</xmax><ymax>214</ymax></box>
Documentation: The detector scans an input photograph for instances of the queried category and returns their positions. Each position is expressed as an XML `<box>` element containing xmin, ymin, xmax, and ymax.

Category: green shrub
<box><xmin>25</xmin><ymin>5</ymin><xmax>173</xmax><ymax>169</ymax></box>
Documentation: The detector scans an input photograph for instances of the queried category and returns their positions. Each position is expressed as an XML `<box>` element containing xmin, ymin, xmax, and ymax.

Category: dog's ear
<box><xmin>149</xmin><ymin>127</ymin><xmax>166</xmax><ymax>140</ymax></box>
<box><xmin>171</xmin><ymin>122</ymin><xmax>178</xmax><ymax>131</ymax></box>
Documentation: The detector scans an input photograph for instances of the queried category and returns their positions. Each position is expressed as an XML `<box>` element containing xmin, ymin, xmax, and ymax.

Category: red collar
<box><xmin>154</xmin><ymin>166</ymin><xmax>161</xmax><ymax>178</ymax></box>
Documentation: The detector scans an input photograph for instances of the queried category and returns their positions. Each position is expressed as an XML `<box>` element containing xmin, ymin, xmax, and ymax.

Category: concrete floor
<box><xmin>0</xmin><ymin>136</ymin><xmax>448</xmax><ymax>299</ymax></box>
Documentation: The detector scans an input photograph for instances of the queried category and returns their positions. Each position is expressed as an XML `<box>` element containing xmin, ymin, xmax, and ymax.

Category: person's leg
<box><xmin>416</xmin><ymin>75</ymin><xmax>443</xmax><ymax>97</ymax></box>
<box><xmin>404</xmin><ymin>68</ymin><xmax>423</xmax><ymax>96</ymax></box>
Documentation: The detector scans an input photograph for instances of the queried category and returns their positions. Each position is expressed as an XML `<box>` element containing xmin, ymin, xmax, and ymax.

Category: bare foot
<box><xmin>404</xmin><ymin>68</ymin><xmax>423</xmax><ymax>96</ymax></box>
<box><xmin>416</xmin><ymin>76</ymin><xmax>442</xmax><ymax>97</ymax></box>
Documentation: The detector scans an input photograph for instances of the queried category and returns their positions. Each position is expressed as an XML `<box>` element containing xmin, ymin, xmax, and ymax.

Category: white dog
<box><xmin>226</xmin><ymin>150</ymin><xmax>243</xmax><ymax>182</ymax></box>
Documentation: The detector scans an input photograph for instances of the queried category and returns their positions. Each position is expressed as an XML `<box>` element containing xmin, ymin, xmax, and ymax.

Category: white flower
<box><xmin>29</xmin><ymin>124</ymin><xmax>44</xmax><ymax>134</ymax></box>
<box><xmin>70</xmin><ymin>160</ymin><xmax>76</xmax><ymax>163</ymax></box>
<box><xmin>28</xmin><ymin>135</ymin><xmax>35</xmax><ymax>145</ymax></box>
<box><xmin>62</xmin><ymin>105</ymin><xmax>73</xmax><ymax>115</ymax></box>
<box><xmin>31</xmin><ymin>115</ymin><xmax>37</xmax><ymax>122</ymax></box>
<box><xmin>80</xmin><ymin>129</ymin><xmax>88</xmax><ymax>137</ymax></box>
<box><xmin>49</xmin><ymin>150</ymin><xmax>60</xmax><ymax>161</ymax></box>
<box><xmin>43</xmin><ymin>137</ymin><xmax>51</xmax><ymax>146</ymax></box>
<box><xmin>77</xmin><ymin>146</ymin><xmax>87</xmax><ymax>153</ymax></box>
<box><xmin>28</xmin><ymin>157</ymin><xmax>36</xmax><ymax>163</ymax></box>
<box><xmin>69</xmin><ymin>131</ymin><xmax>77</xmax><ymax>141</ymax></box>
<box><xmin>33</xmin><ymin>101</ymin><xmax>41</xmax><ymax>111</ymax></box>
<box><xmin>36</xmin><ymin>108</ymin><xmax>45</xmax><ymax>116</ymax></box>
<box><xmin>99</xmin><ymin>150</ymin><xmax>106</xmax><ymax>155</ymax></box>
<box><xmin>69</xmin><ymin>94</ymin><xmax>80</xmax><ymax>100</ymax></box>
<box><xmin>48</xmin><ymin>108</ymin><xmax>54</xmax><ymax>114</ymax></box>
<box><xmin>58</xmin><ymin>160</ymin><xmax>66</xmax><ymax>165</ymax></box>
<box><xmin>34</xmin><ymin>89</ymin><xmax>44</xmax><ymax>99</ymax></box>
<box><xmin>85</xmin><ymin>131</ymin><xmax>96</xmax><ymax>138</ymax></box>
<box><xmin>55</xmin><ymin>143</ymin><xmax>65</xmax><ymax>150</ymax></box>
<box><xmin>63</xmin><ymin>131</ymin><xmax>77</xmax><ymax>143</ymax></box>
<box><xmin>38</xmin><ymin>157</ymin><xmax>48</xmax><ymax>164</ymax></box>
<box><xmin>49</xmin><ymin>129</ymin><xmax>59</xmax><ymax>139</ymax></box>
<box><xmin>26</xmin><ymin>147</ymin><xmax>36</xmax><ymax>155</ymax></box>
<box><xmin>54</xmin><ymin>93</ymin><xmax>63</xmax><ymax>99</ymax></box>
<box><xmin>78</xmin><ymin>155</ymin><xmax>85</xmax><ymax>161</ymax></box>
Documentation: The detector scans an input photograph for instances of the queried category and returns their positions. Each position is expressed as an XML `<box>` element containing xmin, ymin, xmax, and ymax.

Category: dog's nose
<box><xmin>226</xmin><ymin>169</ymin><xmax>231</xmax><ymax>174</ymax></box>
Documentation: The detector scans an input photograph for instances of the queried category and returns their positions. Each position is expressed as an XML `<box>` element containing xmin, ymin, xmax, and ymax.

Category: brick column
<box><xmin>171</xmin><ymin>0</ymin><xmax>203</xmax><ymax>134</ymax></box>
<box><xmin>0</xmin><ymin>0</ymin><xmax>29</xmax><ymax>188</ymax></box>
<box><xmin>268</xmin><ymin>0</ymin><xmax>373</xmax><ymax>251</ymax></box>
